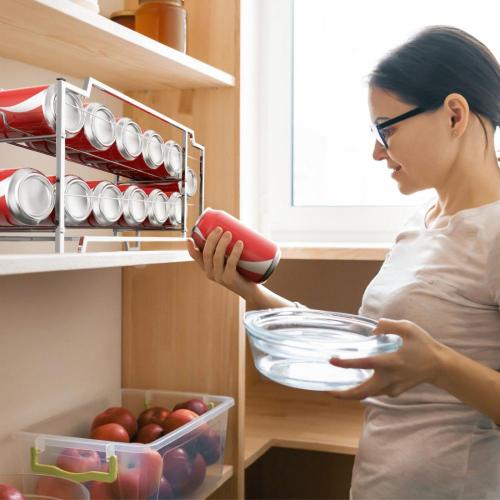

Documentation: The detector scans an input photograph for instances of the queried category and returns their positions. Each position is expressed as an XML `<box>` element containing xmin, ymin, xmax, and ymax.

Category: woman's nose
<box><xmin>372</xmin><ymin>140</ymin><xmax>388</xmax><ymax>161</ymax></box>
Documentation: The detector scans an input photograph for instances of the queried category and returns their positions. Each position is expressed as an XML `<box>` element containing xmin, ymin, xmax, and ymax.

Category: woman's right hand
<box><xmin>187</xmin><ymin>227</ymin><xmax>257</xmax><ymax>299</ymax></box>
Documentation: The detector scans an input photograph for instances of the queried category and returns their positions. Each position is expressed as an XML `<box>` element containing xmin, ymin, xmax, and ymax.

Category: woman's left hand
<box><xmin>328</xmin><ymin>318</ymin><xmax>445</xmax><ymax>400</ymax></box>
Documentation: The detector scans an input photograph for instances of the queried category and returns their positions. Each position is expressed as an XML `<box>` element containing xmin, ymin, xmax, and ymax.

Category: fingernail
<box><xmin>236</xmin><ymin>240</ymin><xmax>243</xmax><ymax>248</ymax></box>
<box><xmin>225</xmin><ymin>231</ymin><xmax>232</xmax><ymax>239</ymax></box>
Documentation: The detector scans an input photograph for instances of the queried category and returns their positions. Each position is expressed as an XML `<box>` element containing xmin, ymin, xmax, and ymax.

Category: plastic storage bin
<box><xmin>0</xmin><ymin>473</ymin><xmax>89</xmax><ymax>499</ymax></box>
<box><xmin>15</xmin><ymin>388</ymin><xmax>234</xmax><ymax>499</ymax></box>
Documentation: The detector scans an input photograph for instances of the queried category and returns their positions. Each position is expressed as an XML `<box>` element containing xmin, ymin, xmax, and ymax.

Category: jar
<box><xmin>110</xmin><ymin>10</ymin><xmax>136</xmax><ymax>30</ymax></box>
<box><xmin>135</xmin><ymin>0</ymin><xmax>187</xmax><ymax>53</ymax></box>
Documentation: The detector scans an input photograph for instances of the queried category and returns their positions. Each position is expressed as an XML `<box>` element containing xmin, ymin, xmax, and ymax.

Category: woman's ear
<box><xmin>444</xmin><ymin>93</ymin><xmax>469</xmax><ymax>138</ymax></box>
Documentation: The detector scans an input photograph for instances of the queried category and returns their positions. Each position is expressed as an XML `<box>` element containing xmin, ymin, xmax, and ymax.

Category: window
<box><xmin>253</xmin><ymin>0</ymin><xmax>499</xmax><ymax>242</ymax></box>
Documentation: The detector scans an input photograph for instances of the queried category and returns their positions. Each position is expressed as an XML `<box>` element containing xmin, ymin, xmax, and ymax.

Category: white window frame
<box><xmin>251</xmin><ymin>0</ymin><xmax>426</xmax><ymax>243</ymax></box>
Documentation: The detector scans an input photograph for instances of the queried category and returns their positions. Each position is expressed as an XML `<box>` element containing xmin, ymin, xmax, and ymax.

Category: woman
<box><xmin>188</xmin><ymin>26</ymin><xmax>500</xmax><ymax>499</ymax></box>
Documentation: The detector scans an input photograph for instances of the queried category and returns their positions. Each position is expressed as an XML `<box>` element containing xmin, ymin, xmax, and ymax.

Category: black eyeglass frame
<box><xmin>371</xmin><ymin>107</ymin><xmax>426</xmax><ymax>148</ymax></box>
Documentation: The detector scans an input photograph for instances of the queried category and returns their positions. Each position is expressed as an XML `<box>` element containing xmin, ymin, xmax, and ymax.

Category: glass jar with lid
<box><xmin>135</xmin><ymin>0</ymin><xmax>187</xmax><ymax>53</ymax></box>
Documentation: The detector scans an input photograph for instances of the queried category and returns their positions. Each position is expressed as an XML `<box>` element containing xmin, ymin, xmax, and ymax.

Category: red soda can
<box><xmin>0</xmin><ymin>168</ymin><xmax>55</xmax><ymax>226</ymax></box>
<box><xmin>123</xmin><ymin>130</ymin><xmax>164</xmax><ymax>178</ymax></box>
<box><xmin>117</xmin><ymin>184</ymin><xmax>148</xmax><ymax>226</ymax></box>
<box><xmin>164</xmin><ymin>191</ymin><xmax>183</xmax><ymax>227</ymax></box>
<box><xmin>86</xmin><ymin>180</ymin><xmax>123</xmax><ymax>226</ymax></box>
<box><xmin>191</xmin><ymin>208</ymin><xmax>281</xmax><ymax>283</ymax></box>
<box><xmin>0</xmin><ymin>84</ymin><xmax>84</xmax><ymax>139</ymax></box>
<box><xmin>142</xmin><ymin>187</ymin><xmax>170</xmax><ymax>227</ymax></box>
<box><xmin>90</xmin><ymin>118</ymin><xmax>143</xmax><ymax>175</ymax></box>
<box><xmin>47</xmin><ymin>175</ymin><xmax>92</xmax><ymax>225</ymax></box>
<box><xmin>161</xmin><ymin>168</ymin><xmax>197</xmax><ymax>197</ymax></box>
<box><xmin>160</xmin><ymin>140</ymin><xmax>183</xmax><ymax>178</ymax></box>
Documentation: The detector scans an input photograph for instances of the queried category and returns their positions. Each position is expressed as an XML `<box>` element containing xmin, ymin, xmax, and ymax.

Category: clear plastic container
<box><xmin>15</xmin><ymin>388</ymin><xmax>234</xmax><ymax>499</ymax></box>
<box><xmin>244</xmin><ymin>308</ymin><xmax>403</xmax><ymax>391</ymax></box>
<box><xmin>0</xmin><ymin>473</ymin><xmax>89</xmax><ymax>499</ymax></box>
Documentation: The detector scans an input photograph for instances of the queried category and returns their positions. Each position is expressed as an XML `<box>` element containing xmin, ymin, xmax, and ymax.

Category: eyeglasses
<box><xmin>371</xmin><ymin>107</ymin><xmax>426</xmax><ymax>149</ymax></box>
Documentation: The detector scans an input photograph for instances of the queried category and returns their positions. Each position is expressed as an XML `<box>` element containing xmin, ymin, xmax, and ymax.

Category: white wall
<box><xmin>0</xmin><ymin>0</ymin><xmax>124</xmax><ymax>474</ymax></box>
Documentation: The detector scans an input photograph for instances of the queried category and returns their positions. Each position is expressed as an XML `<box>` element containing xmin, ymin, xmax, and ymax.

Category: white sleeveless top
<box><xmin>351</xmin><ymin>198</ymin><xmax>500</xmax><ymax>499</ymax></box>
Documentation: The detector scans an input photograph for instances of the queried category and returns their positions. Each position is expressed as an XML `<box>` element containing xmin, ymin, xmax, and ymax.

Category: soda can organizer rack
<box><xmin>0</xmin><ymin>77</ymin><xmax>205</xmax><ymax>253</ymax></box>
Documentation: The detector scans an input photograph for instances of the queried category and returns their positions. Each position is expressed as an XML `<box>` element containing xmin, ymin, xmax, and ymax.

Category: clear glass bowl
<box><xmin>244</xmin><ymin>308</ymin><xmax>403</xmax><ymax>391</ymax></box>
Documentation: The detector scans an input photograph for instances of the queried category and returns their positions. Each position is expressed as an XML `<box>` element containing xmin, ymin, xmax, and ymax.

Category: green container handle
<box><xmin>30</xmin><ymin>446</ymin><xmax>118</xmax><ymax>483</ymax></box>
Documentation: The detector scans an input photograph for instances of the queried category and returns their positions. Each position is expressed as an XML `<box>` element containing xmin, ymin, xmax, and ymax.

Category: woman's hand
<box><xmin>328</xmin><ymin>318</ymin><xmax>446</xmax><ymax>400</ymax></box>
<box><xmin>187</xmin><ymin>227</ymin><xmax>257</xmax><ymax>299</ymax></box>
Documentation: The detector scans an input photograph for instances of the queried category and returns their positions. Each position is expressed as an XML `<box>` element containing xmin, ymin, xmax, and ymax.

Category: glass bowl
<box><xmin>244</xmin><ymin>308</ymin><xmax>403</xmax><ymax>391</ymax></box>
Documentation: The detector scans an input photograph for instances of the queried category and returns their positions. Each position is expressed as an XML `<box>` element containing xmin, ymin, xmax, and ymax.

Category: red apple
<box><xmin>56</xmin><ymin>447</ymin><xmax>101</xmax><ymax>473</ymax></box>
<box><xmin>162</xmin><ymin>448</ymin><xmax>206</xmax><ymax>496</ymax></box>
<box><xmin>162</xmin><ymin>409</ymin><xmax>198</xmax><ymax>435</ymax></box>
<box><xmin>111</xmin><ymin>448</ymin><xmax>162</xmax><ymax>500</ymax></box>
<box><xmin>92</xmin><ymin>407</ymin><xmax>137</xmax><ymax>439</ymax></box>
<box><xmin>0</xmin><ymin>484</ymin><xmax>24</xmax><ymax>500</ymax></box>
<box><xmin>173</xmin><ymin>399</ymin><xmax>209</xmax><ymax>416</ymax></box>
<box><xmin>134</xmin><ymin>423</ymin><xmax>164</xmax><ymax>444</ymax></box>
<box><xmin>137</xmin><ymin>406</ymin><xmax>171</xmax><ymax>428</ymax></box>
<box><xmin>35</xmin><ymin>476</ymin><xmax>84</xmax><ymax>500</ymax></box>
<box><xmin>91</xmin><ymin>423</ymin><xmax>130</xmax><ymax>443</ymax></box>
<box><xmin>89</xmin><ymin>481</ymin><xmax>115</xmax><ymax>499</ymax></box>
<box><xmin>196</xmin><ymin>428</ymin><xmax>222</xmax><ymax>465</ymax></box>
<box><xmin>157</xmin><ymin>476</ymin><xmax>174</xmax><ymax>499</ymax></box>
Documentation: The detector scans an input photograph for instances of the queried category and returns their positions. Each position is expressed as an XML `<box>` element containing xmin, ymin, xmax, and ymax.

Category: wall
<box><xmin>0</xmin><ymin>0</ymin><xmax>123</xmax><ymax>473</ymax></box>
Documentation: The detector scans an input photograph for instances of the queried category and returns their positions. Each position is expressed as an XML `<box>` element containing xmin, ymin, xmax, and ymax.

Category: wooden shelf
<box><xmin>0</xmin><ymin>250</ymin><xmax>192</xmax><ymax>276</ymax></box>
<box><xmin>203</xmin><ymin>465</ymin><xmax>233</xmax><ymax>499</ymax></box>
<box><xmin>279</xmin><ymin>242</ymin><xmax>391</xmax><ymax>261</ymax></box>
<box><xmin>245</xmin><ymin>382</ymin><xmax>364</xmax><ymax>468</ymax></box>
<box><xmin>0</xmin><ymin>0</ymin><xmax>235</xmax><ymax>91</ymax></box>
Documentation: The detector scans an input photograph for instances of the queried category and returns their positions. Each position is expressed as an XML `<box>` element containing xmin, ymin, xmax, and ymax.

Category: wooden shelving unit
<box><xmin>0</xmin><ymin>0</ymin><xmax>235</xmax><ymax>90</ymax></box>
<box><xmin>245</xmin><ymin>382</ymin><xmax>364</xmax><ymax>468</ymax></box>
<box><xmin>280</xmin><ymin>242</ymin><xmax>390</xmax><ymax>261</ymax></box>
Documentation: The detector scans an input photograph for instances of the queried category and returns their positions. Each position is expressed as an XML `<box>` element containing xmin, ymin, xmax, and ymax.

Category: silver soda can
<box><xmin>0</xmin><ymin>168</ymin><xmax>55</xmax><ymax>226</ymax></box>
<box><xmin>47</xmin><ymin>175</ymin><xmax>93</xmax><ymax>225</ymax></box>
<box><xmin>117</xmin><ymin>184</ymin><xmax>148</xmax><ymax>226</ymax></box>
<box><xmin>86</xmin><ymin>180</ymin><xmax>123</xmax><ymax>226</ymax></box>
<box><xmin>144</xmin><ymin>188</ymin><xmax>170</xmax><ymax>227</ymax></box>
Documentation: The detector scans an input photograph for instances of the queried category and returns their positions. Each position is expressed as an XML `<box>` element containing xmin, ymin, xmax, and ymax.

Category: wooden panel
<box><xmin>246</xmin><ymin>382</ymin><xmax>364</xmax><ymax>466</ymax></box>
<box><xmin>0</xmin><ymin>0</ymin><xmax>234</xmax><ymax>91</ymax></box>
<box><xmin>280</xmin><ymin>243</ymin><xmax>390</xmax><ymax>261</ymax></box>
<box><xmin>246</xmin><ymin>448</ymin><xmax>354</xmax><ymax>500</ymax></box>
<box><xmin>122</xmin><ymin>2</ymin><xmax>243</xmax><ymax>498</ymax></box>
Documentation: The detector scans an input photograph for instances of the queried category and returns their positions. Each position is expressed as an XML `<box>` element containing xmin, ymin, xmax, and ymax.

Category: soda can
<box><xmin>143</xmin><ymin>188</ymin><xmax>170</xmax><ymax>227</ymax></box>
<box><xmin>160</xmin><ymin>140</ymin><xmax>183</xmax><ymax>178</ymax></box>
<box><xmin>191</xmin><ymin>208</ymin><xmax>281</xmax><ymax>283</ymax></box>
<box><xmin>86</xmin><ymin>180</ymin><xmax>123</xmax><ymax>226</ymax></box>
<box><xmin>0</xmin><ymin>168</ymin><xmax>55</xmax><ymax>226</ymax></box>
<box><xmin>0</xmin><ymin>84</ymin><xmax>84</xmax><ymax>139</ymax></box>
<box><xmin>124</xmin><ymin>130</ymin><xmax>164</xmax><ymax>177</ymax></box>
<box><xmin>161</xmin><ymin>168</ymin><xmax>197</xmax><ymax>197</ymax></box>
<box><xmin>47</xmin><ymin>175</ymin><xmax>93</xmax><ymax>225</ymax></box>
<box><xmin>117</xmin><ymin>184</ymin><xmax>148</xmax><ymax>226</ymax></box>
<box><xmin>165</xmin><ymin>191</ymin><xmax>183</xmax><ymax>227</ymax></box>
<box><xmin>90</xmin><ymin>117</ymin><xmax>143</xmax><ymax>173</ymax></box>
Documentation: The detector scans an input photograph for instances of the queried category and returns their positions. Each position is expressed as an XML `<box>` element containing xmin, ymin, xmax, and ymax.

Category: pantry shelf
<box><xmin>0</xmin><ymin>0</ymin><xmax>235</xmax><ymax>91</ymax></box>
<box><xmin>245</xmin><ymin>382</ymin><xmax>364</xmax><ymax>468</ymax></box>
<box><xmin>279</xmin><ymin>242</ymin><xmax>391</xmax><ymax>261</ymax></box>
<box><xmin>0</xmin><ymin>250</ymin><xmax>192</xmax><ymax>276</ymax></box>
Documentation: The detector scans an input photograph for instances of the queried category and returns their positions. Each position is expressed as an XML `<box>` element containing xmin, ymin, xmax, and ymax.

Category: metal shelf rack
<box><xmin>0</xmin><ymin>77</ymin><xmax>205</xmax><ymax>253</ymax></box>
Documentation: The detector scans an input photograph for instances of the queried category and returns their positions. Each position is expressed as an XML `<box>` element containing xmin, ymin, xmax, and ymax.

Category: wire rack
<box><xmin>0</xmin><ymin>77</ymin><xmax>205</xmax><ymax>253</ymax></box>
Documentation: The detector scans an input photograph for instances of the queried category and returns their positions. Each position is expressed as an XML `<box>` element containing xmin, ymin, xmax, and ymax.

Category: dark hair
<box><xmin>369</xmin><ymin>26</ymin><xmax>500</xmax><ymax>146</ymax></box>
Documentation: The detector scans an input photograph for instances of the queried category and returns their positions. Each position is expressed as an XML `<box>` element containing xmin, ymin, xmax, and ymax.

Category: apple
<box><xmin>56</xmin><ymin>447</ymin><xmax>101</xmax><ymax>473</ymax></box>
<box><xmin>35</xmin><ymin>476</ymin><xmax>84</xmax><ymax>500</ymax></box>
<box><xmin>196</xmin><ymin>428</ymin><xmax>222</xmax><ymax>465</ymax></box>
<box><xmin>134</xmin><ymin>423</ymin><xmax>164</xmax><ymax>444</ymax></box>
<box><xmin>91</xmin><ymin>423</ymin><xmax>130</xmax><ymax>443</ymax></box>
<box><xmin>162</xmin><ymin>409</ymin><xmax>198</xmax><ymax>435</ymax></box>
<box><xmin>88</xmin><ymin>481</ymin><xmax>115</xmax><ymax>499</ymax></box>
<box><xmin>137</xmin><ymin>406</ymin><xmax>171</xmax><ymax>429</ymax></box>
<box><xmin>173</xmin><ymin>399</ymin><xmax>209</xmax><ymax>416</ymax></box>
<box><xmin>156</xmin><ymin>476</ymin><xmax>174</xmax><ymax>500</ymax></box>
<box><xmin>162</xmin><ymin>448</ymin><xmax>206</xmax><ymax>496</ymax></box>
<box><xmin>92</xmin><ymin>407</ymin><xmax>137</xmax><ymax>439</ymax></box>
<box><xmin>0</xmin><ymin>484</ymin><xmax>24</xmax><ymax>500</ymax></box>
<box><xmin>111</xmin><ymin>448</ymin><xmax>162</xmax><ymax>500</ymax></box>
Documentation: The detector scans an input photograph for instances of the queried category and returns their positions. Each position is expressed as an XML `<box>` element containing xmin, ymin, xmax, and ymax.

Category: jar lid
<box><xmin>244</xmin><ymin>308</ymin><xmax>403</xmax><ymax>391</ymax></box>
<box><xmin>110</xmin><ymin>10</ymin><xmax>136</xmax><ymax>18</ymax></box>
